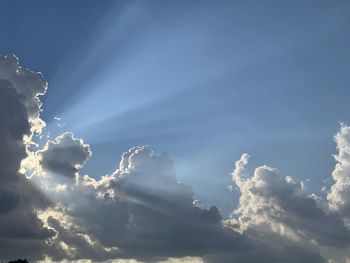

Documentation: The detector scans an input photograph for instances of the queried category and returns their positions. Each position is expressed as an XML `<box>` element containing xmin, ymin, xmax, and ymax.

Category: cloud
<box><xmin>2</xmin><ymin>54</ymin><xmax>350</xmax><ymax>262</ymax></box>
<box><xmin>32</xmin><ymin>143</ymin><xmax>331</xmax><ymax>262</ymax></box>
<box><xmin>328</xmin><ymin>124</ymin><xmax>350</xmax><ymax>224</ymax></box>
<box><xmin>230</xmin><ymin>153</ymin><xmax>350</xmax><ymax>248</ymax></box>
<box><xmin>0</xmin><ymin>55</ymin><xmax>54</xmax><ymax>260</ymax></box>
<box><xmin>39</xmin><ymin>132</ymin><xmax>91</xmax><ymax>180</ymax></box>
<box><xmin>35</xmin><ymin>145</ymin><xmax>253</xmax><ymax>261</ymax></box>
<box><xmin>0</xmin><ymin>54</ymin><xmax>47</xmax><ymax>133</ymax></box>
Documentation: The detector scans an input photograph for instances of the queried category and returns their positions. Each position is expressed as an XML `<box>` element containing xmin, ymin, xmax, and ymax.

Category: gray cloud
<box><xmin>39</xmin><ymin>132</ymin><xmax>91</xmax><ymax>180</ymax></box>
<box><xmin>2</xmin><ymin>54</ymin><xmax>350</xmax><ymax>262</ymax></box>
<box><xmin>0</xmin><ymin>56</ymin><xmax>54</xmax><ymax>261</ymax></box>
<box><xmin>0</xmin><ymin>54</ymin><xmax>47</xmax><ymax>124</ymax></box>
<box><xmin>36</xmin><ymin>145</ymin><xmax>253</xmax><ymax>261</ymax></box>
<box><xmin>33</xmin><ymin>143</ymin><xmax>332</xmax><ymax>262</ymax></box>
<box><xmin>230</xmin><ymin>153</ymin><xmax>350</xmax><ymax>248</ymax></box>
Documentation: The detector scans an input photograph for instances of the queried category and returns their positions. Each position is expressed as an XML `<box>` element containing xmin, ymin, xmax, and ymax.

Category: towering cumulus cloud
<box><xmin>328</xmin><ymin>125</ymin><xmax>350</xmax><ymax>226</ymax></box>
<box><xmin>0</xmin><ymin>55</ymin><xmax>53</xmax><ymax>259</ymax></box>
<box><xmin>1</xmin><ymin>54</ymin><xmax>350</xmax><ymax>262</ymax></box>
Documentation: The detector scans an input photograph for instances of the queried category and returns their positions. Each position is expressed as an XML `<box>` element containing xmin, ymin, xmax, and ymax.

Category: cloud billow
<box><xmin>39</xmin><ymin>132</ymin><xmax>92</xmax><ymax>180</ymax></box>
<box><xmin>1</xmin><ymin>54</ymin><xmax>350</xmax><ymax>262</ymax></box>
<box><xmin>0</xmin><ymin>55</ymin><xmax>54</xmax><ymax>260</ymax></box>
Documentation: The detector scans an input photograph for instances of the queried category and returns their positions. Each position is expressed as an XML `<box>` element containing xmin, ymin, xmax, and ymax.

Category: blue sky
<box><xmin>2</xmin><ymin>0</ymin><xmax>350</xmax><ymax>217</ymax></box>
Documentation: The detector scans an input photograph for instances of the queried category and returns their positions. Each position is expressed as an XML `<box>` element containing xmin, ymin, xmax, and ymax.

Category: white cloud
<box><xmin>230</xmin><ymin>153</ymin><xmax>350</xmax><ymax>248</ymax></box>
<box><xmin>328</xmin><ymin>124</ymin><xmax>350</xmax><ymax>225</ymax></box>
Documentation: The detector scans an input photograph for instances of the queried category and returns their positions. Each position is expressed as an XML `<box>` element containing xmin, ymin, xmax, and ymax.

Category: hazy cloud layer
<box><xmin>1</xmin><ymin>55</ymin><xmax>350</xmax><ymax>262</ymax></box>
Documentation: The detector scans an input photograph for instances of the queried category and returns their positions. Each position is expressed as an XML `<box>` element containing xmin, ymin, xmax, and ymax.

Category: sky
<box><xmin>1</xmin><ymin>0</ymin><xmax>350</xmax><ymax>262</ymax></box>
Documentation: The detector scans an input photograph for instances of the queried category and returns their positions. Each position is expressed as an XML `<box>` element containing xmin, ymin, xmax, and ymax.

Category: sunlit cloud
<box><xmin>2</xmin><ymin>1</ymin><xmax>350</xmax><ymax>262</ymax></box>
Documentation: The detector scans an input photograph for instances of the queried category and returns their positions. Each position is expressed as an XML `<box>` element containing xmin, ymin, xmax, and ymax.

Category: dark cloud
<box><xmin>0</xmin><ymin>56</ymin><xmax>54</xmax><ymax>261</ymax></box>
<box><xmin>0</xmin><ymin>54</ymin><xmax>47</xmax><ymax>122</ymax></box>
<box><xmin>33</xmin><ymin>144</ymin><xmax>333</xmax><ymax>262</ymax></box>
<box><xmin>36</xmin><ymin>145</ymin><xmax>253</xmax><ymax>261</ymax></box>
<box><xmin>0</xmin><ymin>190</ymin><xmax>20</xmax><ymax>213</ymax></box>
<box><xmin>0</xmin><ymin>79</ymin><xmax>29</xmax><ymax>183</ymax></box>
<box><xmin>39</xmin><ymin>132</ymin><xmax>91</xmax><ymax>180</ymax></box>
<box><xmin>2</xmin><ymin>54</ymin><xmax>350</xmax><ymax>262</ymax></box>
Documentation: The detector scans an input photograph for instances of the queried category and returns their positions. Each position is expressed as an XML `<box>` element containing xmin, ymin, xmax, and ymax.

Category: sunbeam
<box><xmin>2</xmin><ymin>1</ymin><xmax>350</xmax><ymax>262</ymax></box>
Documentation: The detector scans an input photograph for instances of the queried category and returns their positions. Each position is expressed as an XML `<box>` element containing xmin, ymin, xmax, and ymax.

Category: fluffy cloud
<box><xmin>2</xmin><ymin>54</ymin><xmax>350</xmax><ymax>262</ymax></box>
<box><xmin>35</xmin><ymin>144</ymin><xmax>252</xmax><ymax>261</ymax></box>
<box><xmin>0</xmin><ymin>54</ymin><xmax>47</xmax><ymax>133</ymax></box>
<box><xmin>328</xmin><ymin>124</ymin><xmax>350</xmax><ymax>225</ymax></box>
<box><xmin>34</xmin><ymin>142</ymin><xmax>326</xmax><ymax>263</ymax></box>
<box><xmin>38</xmin><ymin>132</ymin><xmax>91</xmax><ymax>180</ymax></box>
<box><xmin>231</xmin><ymin>154</ymin><xmax>350</xmax><ymax>248</ymax></box>
<box><xmin>0</xmin><ymin>55</ymin><xmax>54</xmax><ymax>260</ymax></box>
